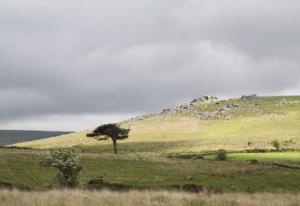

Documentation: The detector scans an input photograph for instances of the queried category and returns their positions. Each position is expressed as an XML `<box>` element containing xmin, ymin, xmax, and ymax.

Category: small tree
<box><xmin>272</xmin><ymin>139</ymin><xmax>281</xmax><ymax>151</ymax></box>
<box><xmin>43</xmin><ymin>149</ymin><xmax>82</xmax><ymax>187</ymax></box>
<box><xmin>87</xmin><ymin>123</ymin><xmax>130</xmax><ymax>154</ymax></box>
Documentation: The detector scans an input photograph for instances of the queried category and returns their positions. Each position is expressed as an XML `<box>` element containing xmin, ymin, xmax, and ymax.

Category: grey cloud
<box><xmin>1</xmin><ymin>0</ymin><xmax>300</xmax><ymax>125</ymax></box>
<box><xmin>171</xmin><ymin>0</ymin><xmax>300</xmax><ymax>58</ymax></box>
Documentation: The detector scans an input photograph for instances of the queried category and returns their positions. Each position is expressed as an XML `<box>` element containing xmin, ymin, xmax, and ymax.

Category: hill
<box><xmin>0</xmin><ymin>130</ymin><xmax>72</xmax><ymax>146</ymax></box>
<box><xmin>14</xmin><ymin>95</ymin><xmax>300</xmax><ymax>154</ymax></box>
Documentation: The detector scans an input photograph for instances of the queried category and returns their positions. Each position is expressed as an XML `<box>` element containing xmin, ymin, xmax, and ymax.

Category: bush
<box><xmin>216</xmin><ymin>149</ymin><xmax>227</xmax><ymax>161</ymax></box>
<box><xmin>182</xmin><ymin>184</ymin><xmax>203</xmax><ymax>193</ymax></box>
<box><xmin>87</xmin><ymin>178</ymin><xmax>104</xmax><ymax>189</ymax></box>
<box><xmin>248</xmin><ymin>159</ymin><xmax>258</xmax><ymax>164</ymax></box>
<box><xmin>272</xmin><ymin>139</ymin><xmax>281</xmax><ymax>151</ymax></box>
<box><xmin>43</xmin><ymin>149</ymin><xmax>82</xmax><ymax>187</ymax></box>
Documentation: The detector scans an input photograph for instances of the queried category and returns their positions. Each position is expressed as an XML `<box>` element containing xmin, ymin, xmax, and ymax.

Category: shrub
<box><xmin>182</xmin><ymin>184</ymin><xmax>203</xmax><ymax>193</ymax></box>
<box><xmin>248</xmin><ymin>159</ymin><xmax>258</xmax><ymax>164</ymax></box>
<box><xmin>43</xmin><ymin>149</ymin><xmax>82</xmax><ymax>187</ymax></box>
<box><xmin>272</xmin><ymin>139</ymin><xmax>281</xmax><ymax>151</ymax></box>
<box><xmin>87</xmin><ymin>178</ymin><xmax>104</xmax><ymax>189</ymax></box>
<box><xmin>216</xmin><ymin>149</ymin><xmax>227</xmax><ymax>161</ymax></box>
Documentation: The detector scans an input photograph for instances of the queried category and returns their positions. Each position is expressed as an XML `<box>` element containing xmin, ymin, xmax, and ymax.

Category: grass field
<box><xmin>2</xmin><ymin>96</ymin><xmax>300</xmax><ymax>196</ymax></box>
<box><xmin>0</xmin><ymin>148</ymin><xmax>300</xmax><ymax>192</ymax></box>
<box><xmin>204</xmin><ymin>151</ymin><xmax>300</xmax><ymax>162</ymax></box>
<box><xmin>224</xmin><ymin>152</ymin><xmax>300</xmax><ymax>162</ymax></box>
<box><xmin>1</xmin><ymin>189</ymin><xmax>300</xmax><ymax>206</ymax></box>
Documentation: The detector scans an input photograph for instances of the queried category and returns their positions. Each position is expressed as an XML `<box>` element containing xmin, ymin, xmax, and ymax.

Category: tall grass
<box><xmin>0</xmin><ymin>189</ymin><xmax>299</xmax><ymax>206</ymax></box>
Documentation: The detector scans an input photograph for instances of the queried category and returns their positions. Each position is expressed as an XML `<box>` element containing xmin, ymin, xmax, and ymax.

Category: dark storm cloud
<box><xmin>1</xmin><ymin>0</ymin><xmax>300</xmax><ymax>124</ymax></box>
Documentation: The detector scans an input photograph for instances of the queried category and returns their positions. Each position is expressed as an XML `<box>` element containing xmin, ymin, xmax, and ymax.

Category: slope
<box><xmin>14</xmin><ymin>96</ymin><xmax>300</xmax><ymax>154</ymax></box>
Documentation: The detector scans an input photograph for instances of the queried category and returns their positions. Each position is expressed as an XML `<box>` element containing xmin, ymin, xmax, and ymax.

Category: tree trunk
<box><xmin>112</xmin><ymin>139</ymin><xmax>117</xmax><ymax>154</ymax></box>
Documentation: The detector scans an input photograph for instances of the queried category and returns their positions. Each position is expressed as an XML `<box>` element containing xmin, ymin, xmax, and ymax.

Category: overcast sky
<box><xmin>1</xmin><ymin>0</ymin><xmax>300</xmax><ymax>131</ymax></box>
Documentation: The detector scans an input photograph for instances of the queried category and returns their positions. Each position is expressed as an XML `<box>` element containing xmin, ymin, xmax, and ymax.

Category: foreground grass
<box><xmin>0</xmin><ymin>189</ymin><xmax>299</xmax><ymax>206</ymax></box>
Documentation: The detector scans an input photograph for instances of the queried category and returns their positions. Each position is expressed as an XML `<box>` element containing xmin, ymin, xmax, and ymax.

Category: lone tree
<box><xmin>87</xmin><ymin>123</ymin><xmax>130</xmax><ymax>154</ymax></box>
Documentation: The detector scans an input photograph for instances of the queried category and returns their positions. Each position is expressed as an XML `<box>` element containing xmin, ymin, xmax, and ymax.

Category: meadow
<box><xmin>1</xmin><ymin>96</ymin><xmax>300</xmax><ymax>205</ymax></box>
<box><xmin>0</xmin><ymin>148</ymin><xmax>300</xmax><ymax>192</ymax></box>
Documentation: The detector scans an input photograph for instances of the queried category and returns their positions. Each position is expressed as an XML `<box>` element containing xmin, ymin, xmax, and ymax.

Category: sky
<box><xmin>1</xmin><ymin>0</ymin><xmax>300</xmax><ymax>131</ymax></box>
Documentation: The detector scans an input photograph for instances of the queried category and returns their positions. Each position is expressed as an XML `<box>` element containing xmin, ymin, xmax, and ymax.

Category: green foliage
<box><xmin>91</xmin><ymin>123</ymin><xmax>130</xmax><ymax>141</ymax></box>
<box><xmin>216</xmin><ymin>149</ymin><xmax>227</xmax><ymax>161</ymax></box>
<box><xmin>87</xmin><ymin>178</ymin><xmax>104</xmax><ymax>189</ymax></box>
<box><xmin>44</xmin><ymin>149</ymin><xmax>81</xmax><ymax>187</ymax></box>
<box><xmin>272</xmin><ymin>139</ymin><xmax>281</xmax><ymax>151</ymax></box>
<box><xmin>248</xmin><ymin>159</ymin><xmax>258</xmax><ymax>164</ymax></box>
<box><xmin>87</xmin><ymin>123</ymin><xmax>130</xmax><ymax>154</ymax></box>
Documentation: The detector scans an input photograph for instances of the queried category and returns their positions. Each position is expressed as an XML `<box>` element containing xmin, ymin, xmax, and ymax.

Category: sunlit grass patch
<box><xmin>228</xmin><ymin>152</ymin><xmax>300</xmax><ymax>162</ymax></box>
<box><xmin>204</xmin><ymin>151</ymin><xmax>300</xmax><ymax>163</ymax></box>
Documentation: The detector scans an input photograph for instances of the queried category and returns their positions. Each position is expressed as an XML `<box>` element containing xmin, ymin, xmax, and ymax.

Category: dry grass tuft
<box><xmin>0</xmin><ymin>189</ymin><xmax>299</xmax><ymax>206</ymax></box>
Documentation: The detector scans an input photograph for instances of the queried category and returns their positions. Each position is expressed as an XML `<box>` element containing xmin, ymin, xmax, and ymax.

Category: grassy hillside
<box><xmin>0</xmin><ymin>130</ymin><xmax>72</xmax><ymax>146</ymax></box>
<box><xmin>2</xmin><ymin>96</ymin><xmax>300</xmax><ymax>193</ymax></box>
<box><xmin>14</xmin><ymin>96</ymin><xmax>300</xmax><ymax>155</ymax></box>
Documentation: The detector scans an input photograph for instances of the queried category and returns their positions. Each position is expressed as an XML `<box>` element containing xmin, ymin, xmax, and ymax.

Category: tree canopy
<box><xmin>87</xmin><ymin>123</ymin><xmax>130</xmax><ymax>154</ymax></box>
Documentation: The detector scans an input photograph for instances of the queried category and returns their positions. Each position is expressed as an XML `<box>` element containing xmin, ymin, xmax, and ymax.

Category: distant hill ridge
<box><xmin>0</xmin><ymin>130</ymin><xmax>72</xmax><ymax>146</ymax></box>
<box><xmin>124</xmin><ymin>95</ymin><xmax>254</xmax><ymax>122</ymax></box>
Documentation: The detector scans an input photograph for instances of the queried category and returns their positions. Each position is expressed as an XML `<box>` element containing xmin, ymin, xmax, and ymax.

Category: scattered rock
<box><xmin>159</xmin><ymin>96</ymin><xmax>219</xmax><ymax>116</ymax></box>
<box><xmin>195</xmin><ymin>103</ymin><xmax>239</xmax><ymax>120</ymax></box>
<box><xmin>277</xmin><ymin>98</ymin><xmax>289</xmax><ymax>106</ymax></box>
<box><xmin>123</xmin><ymin>95</ymin><xmax>241</xmax><ymax>122</ymax></box>
<box><xmin>241</xmin><ymin>94</ymin><xmax>258</xmax><ymax>100</ymax></box>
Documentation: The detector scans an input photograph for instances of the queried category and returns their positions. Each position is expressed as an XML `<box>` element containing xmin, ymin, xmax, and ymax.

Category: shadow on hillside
<box><xmin>75</xmin><ymin>140</ymin><xmax>191</xmax><ymax>154</ymax></box>
<box><xmin>0</xmin><ymin>181</ymin><xmax>31</xmax><ymax>191</ymax></box>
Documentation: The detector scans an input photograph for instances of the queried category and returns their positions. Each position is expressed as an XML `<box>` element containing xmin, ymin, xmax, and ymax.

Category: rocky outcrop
<box><xmin>123</xmin><ymin>96</ymin><xmax>240</xmax><ymax>123</ymax></box>
<box><xmin>277</xmin><ymin>98</ymin><xmax>289</xmax><ymax>106</ymax></box>
<box><xmin>161</xmin><ymin>96</ymin><xmax>219</xmax><ymax>115</ymax></box>
<box><xmin>241</xmin><ymin>94</ymin><xmax>258</xmax><ymax>100</ymax></box>
<box><xmin>195</xmin><ymin>103</ymin><xmax>239</xmax><ymax>120</ymax></box>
